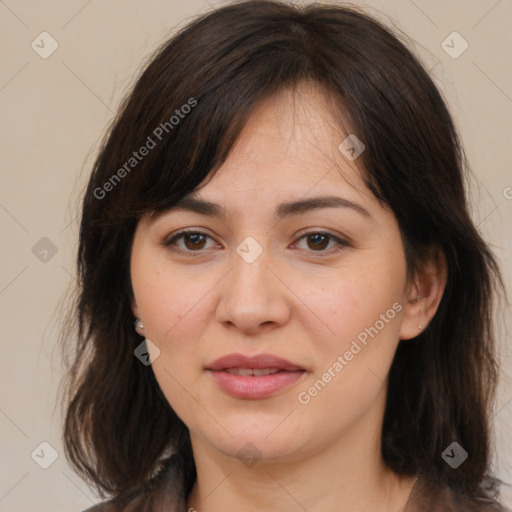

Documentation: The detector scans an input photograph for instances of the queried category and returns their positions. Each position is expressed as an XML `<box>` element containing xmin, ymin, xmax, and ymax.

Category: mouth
<box><xmin>222</xmin><ymin>367</ymin><xmax>285</xmax><ymax>376</ymax></box>
<box><xmin>206</xmin><ymin>352</ymin><xmax>306</xmax><ymax>372</ymax></box>
<box><xmin>206</xmin><ymin>353</ymin><xmax>307</xmax><ymax>399</ymax></box>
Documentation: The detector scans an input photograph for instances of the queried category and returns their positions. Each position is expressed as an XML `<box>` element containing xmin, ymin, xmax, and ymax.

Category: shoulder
<box><xmin>407</xmin><ymin>475</ymin><xmax>512</xmax><ymax>512</ymax></box>
<box><xmin>444</xmin><ymin>483</ymin><xmax>512</xmax><ymax>512</ymax></box>
<box><xmin>82</xmin><ymin>502</ymin><xmax>116</xmax><ymax>512</ymax></box>
<box><xmin>79</xmin><ymin>451</ymin><xmax>188</xmax><ymax>512</ymax></box>
<box><xmin>448</xmin><ymin>496</ymin><xmax>512</xmax><ymax>512</ymax></box>
<box><xmin>81</xmin><ymin>494</ymin><xmax>144</xmax><ymax>512</ymax></box>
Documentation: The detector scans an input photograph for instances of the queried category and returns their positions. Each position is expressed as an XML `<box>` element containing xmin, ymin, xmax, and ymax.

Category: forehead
<box><xmin>192</xmin><ymin>84</ymin><xmax>374</xmax><ymax>209</ymax></box>
<box><xmin>142</xmin><ymin>83</ymin><xmax>390</xmax><ymax>229</ymax></box>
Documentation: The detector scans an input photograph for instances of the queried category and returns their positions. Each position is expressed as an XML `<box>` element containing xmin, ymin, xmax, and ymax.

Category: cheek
<box><xmin>131</xmin><ymin>249</ymin><xmax>212</xmax><ymax>342</ymax></box>
<box><xmin>290</xmin><ymin>259</ymin><xmax>406</xmax><ymax>420</ymax></box>
<box><xmin>294</xmin><ymin>258</ymin><xmax>405</xmax><ymax>353</ymax></box>
<box><xmin>130</xmin><ymin>251</ymin><xmax>210</xmax><ymax>407</ymax></box>
<box><xmin>293</xmin><ymin>279</ymin><xmax>403</xmax><ymax>430</ymax></box>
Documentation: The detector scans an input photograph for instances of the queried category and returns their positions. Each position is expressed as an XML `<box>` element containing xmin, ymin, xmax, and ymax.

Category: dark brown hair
<box><xmin>60</xmin><ymin>0</ymin><xmax>507</xmax><ymax>506</ymax></box>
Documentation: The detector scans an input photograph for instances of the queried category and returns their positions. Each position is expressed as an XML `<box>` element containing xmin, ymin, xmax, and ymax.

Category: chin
<box><xmin>199</xmin><ymin>417</ymin><xmax>312</xmax><ymax>464</ymax></box>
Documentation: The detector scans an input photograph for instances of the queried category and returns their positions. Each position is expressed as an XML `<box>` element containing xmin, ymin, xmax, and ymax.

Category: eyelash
<box><xmin>162</xmin><ymin>228</ymin><xmax>349</xmax><ymax>258</ymax></box>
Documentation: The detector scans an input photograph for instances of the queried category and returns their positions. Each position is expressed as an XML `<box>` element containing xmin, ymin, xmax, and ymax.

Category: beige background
<box><xmin>0</xmin><ymin>0</ymin><xmax>511</xmax><ymax>510</ymax></box>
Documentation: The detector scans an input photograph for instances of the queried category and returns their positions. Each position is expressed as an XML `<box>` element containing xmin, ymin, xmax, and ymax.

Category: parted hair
<box><xmin>60</xmin><ymin>0</ymin><xmax>507</xmax><ymax>506</ymax></box>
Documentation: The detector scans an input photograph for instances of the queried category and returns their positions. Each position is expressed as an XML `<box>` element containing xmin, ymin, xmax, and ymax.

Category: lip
<box><xmin>206</xmin><ymin>353</ymin><xmax>305</xmax><ymax>372</ymax></box>
<box><xmin>206</xmin><ymin>353</ymin><xmax>307</xmax><ymax>400</ymax></box>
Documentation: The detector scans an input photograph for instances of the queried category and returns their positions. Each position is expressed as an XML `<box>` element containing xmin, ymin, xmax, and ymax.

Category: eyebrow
<box><xmin>165</xmin><ymin>194</ymin><xmax>371</xmax><ymax>220</ymax></box>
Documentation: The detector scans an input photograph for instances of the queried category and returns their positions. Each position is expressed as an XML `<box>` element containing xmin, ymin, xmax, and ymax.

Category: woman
<box><xmin>60</xmin><ymin>1</ymin><xmax>510</xmax><ymax>510</ymax></box>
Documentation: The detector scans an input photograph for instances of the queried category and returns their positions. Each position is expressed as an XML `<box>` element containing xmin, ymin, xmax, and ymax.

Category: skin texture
<box><xmin>130</xmin><ymin>84</ymin><xmax>447</xmax><ymax>512</ymax></box>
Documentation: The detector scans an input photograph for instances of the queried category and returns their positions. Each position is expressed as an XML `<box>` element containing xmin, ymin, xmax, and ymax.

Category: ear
<box><xmin>131</xmin><ymin>297</ymin><xmax>145</xmax><ymax>336</ymax></box>
<box><xmin>399</xmin><ymin>246</ymin><xmax>447</xmax><ymax>340</ymax></box>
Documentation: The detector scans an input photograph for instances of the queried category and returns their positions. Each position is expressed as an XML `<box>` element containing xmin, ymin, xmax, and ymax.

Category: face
<box><xmin>130</xmin><ymin>84</ymin><xmax>424</xmax><ymax>465</ymax></box>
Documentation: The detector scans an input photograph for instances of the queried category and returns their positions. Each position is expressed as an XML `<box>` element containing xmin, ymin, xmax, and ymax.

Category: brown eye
<box><xmin>163</xmin><ymin>229</ymin><xmax>348</xmax><ymax>258</ymax></box>
<box><xmin>306</xmin><ymin>233</ymin><xmax>330</xmax><ymax>251</ymax></box>
<box><xmin>294</xmin><ymin>231</ymin><xmax>348</xmax><ymax>256</ymax></box>
<box><xmin>182</xmin><ymin>233</ymin><xmax>208</xmax><ymax>250</ymax></box>
<box><xmin>164</xmin><ymin>230</ymin><xmax>215</xmax><ymax>254</ymax></box>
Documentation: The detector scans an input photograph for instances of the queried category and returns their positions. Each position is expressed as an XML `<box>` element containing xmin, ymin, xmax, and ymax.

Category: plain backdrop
<box><xmin>0</xmin><ymin>1</ymin><xmax>511</xmax><ymax>510</ymax></box>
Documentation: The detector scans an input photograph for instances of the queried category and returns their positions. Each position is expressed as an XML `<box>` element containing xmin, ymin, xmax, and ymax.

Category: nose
<box><xmin>215</xmin><ymin>245</ymin><xmax>291</xmax><ymax>335</ymax></box>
